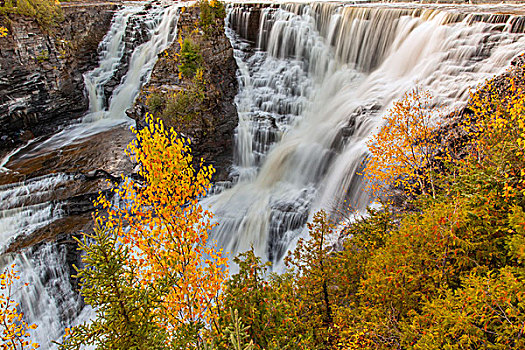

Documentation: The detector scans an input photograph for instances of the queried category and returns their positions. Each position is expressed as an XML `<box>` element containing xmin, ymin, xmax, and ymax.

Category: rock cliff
<box><xmin>0</xmin><ymin>4</ymin><xmax>117</xmax><ymax>154</ymax></box>
<box><xmin>130</xmin><ymin>4</ymin><xmax>238</xmax><ymax>181</ymax></box>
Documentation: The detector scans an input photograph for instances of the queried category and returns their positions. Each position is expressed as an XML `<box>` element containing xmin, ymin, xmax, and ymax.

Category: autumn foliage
<box><xmin>0</xmin><ymin>265</ymin><xmax>38</xmax><ymax>350</ymax></box>
<box><xmin>62</xmin><ymin>115</ymin><xmax>227</xmax><ymax>349</ymax></box>
<box><xmin>212</xmin><ymin>72</ymin><xmax>525</xmax><ymax>349</ymax></box>
<box><xmin>365</xmin><ymin>88</ymin><xmax>439</xmax><ymax>198</ymax></box>
<box><xmin>58</xmin><ymin>61</ymin><xmax>525</xmax><ymax>349</ymax></box>
<box><xmin>0</xmin><ymin>0</ymin><xmax>62</xmax><ymax>29</ymax></box>
<box><xmin>98</xmin><ymin>115</ymin><xmax>227</xmax><ymax>330</ymax></box>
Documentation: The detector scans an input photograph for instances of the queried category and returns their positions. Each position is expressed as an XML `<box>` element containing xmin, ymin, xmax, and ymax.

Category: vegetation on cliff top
<box><xmin>144</xmin><ymin>0</ymin><xmax>226</xmax><ymax>131</ymax></box>
<box><xmin>0</xmin><ymin>0</ymin><xmax>62</xmax><ymax>29</ymax></box>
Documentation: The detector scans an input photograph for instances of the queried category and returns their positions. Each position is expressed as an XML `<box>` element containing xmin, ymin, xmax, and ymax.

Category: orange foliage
<box><xmin>0</xmin><ymin>265</ymin><xmax>39</xmax><ymax>350</ymax></box>
<box><xmin>94</xmin><ymin>115</ymin><xmax>227</xmax><ymax>333</ymax></box>
<box><xmin>365</xmin><ymin>88</ymin><xmax>439</xmax><ymax>198</ymax></box>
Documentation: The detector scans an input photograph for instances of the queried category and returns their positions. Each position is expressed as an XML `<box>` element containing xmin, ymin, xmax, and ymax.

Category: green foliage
<box><xmin>223</xmin><ymin>309</ymin><xmax>255</xmax><ymax>350</ymax></box>
<box><xmin>0</xmin><ymin>0</ymin><xmax>63</xmax><ymax>29</ymax></box>
<box><xmin>145</xmin><ymin>91</ymin><xmax>166</xmax><ymax>115</ymax></box>
<box><xmin>284</xmin><ymin>211</ymin><xmax>337</xmax><ymax>348</ymax></box>
<box><xmin>179</xmin><ymin>36</ymin><xmax>202</xmax><ymax>79</ymax></box>
<box><xmin>405</xmin><ymin>267</ymin><xmax>525</xmax><ymax>349</ymax></box>
<box><xmin>161</xmin><ymin>80</ymin><xmax>205</xmax><ymax>124</ymax></box>
<box><xmin>61</xmin><ymin>117</ymin><xmax>227</xmax><ymax>350</ymax></box>
<box><xmin>35</xmin><ymin>49</ymin><xmax>48</xmax><ymax>62</ymax></box>
<box><xmin>215</xmin><ymin>249</ymin><xmax>313</xmax><ymax>350</ymax></box>
<box><xmin>146</xmin><ymin>71</ymin><xmax>207</xmax><ymax>126</ymax></box>
<box><xmin>213</xmin><ymin>73</ymin><xmax>525</xmax><ymax>349</ymax></box>
<box><xmin>60</xmin><ymin>226</ymin><xmax>169</xmax><ymax>350</ymax></box>
<box><xmin>198</xmin><ymin>0</ymin><xmax>225</xmax><ymax>35</ymax></box>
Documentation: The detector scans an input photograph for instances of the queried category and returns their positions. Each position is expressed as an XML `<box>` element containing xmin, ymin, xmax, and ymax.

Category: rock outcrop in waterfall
<box><xmin>129</xmin><ymin>4</ymin><xmax>238</xmax><ymax>182</ymax></box>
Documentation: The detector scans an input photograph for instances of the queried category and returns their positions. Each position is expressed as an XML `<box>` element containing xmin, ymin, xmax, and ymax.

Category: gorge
<box><xmin>2</xmin><ymin>0</ymin><xmax>525</xmax><ymax>347</ymax></box>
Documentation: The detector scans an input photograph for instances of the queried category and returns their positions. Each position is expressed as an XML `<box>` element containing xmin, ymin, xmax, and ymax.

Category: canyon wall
<box><xmin>0</xmin><ymin>4</ymin><xmax>118</xmax><ymax>154</ymax></box>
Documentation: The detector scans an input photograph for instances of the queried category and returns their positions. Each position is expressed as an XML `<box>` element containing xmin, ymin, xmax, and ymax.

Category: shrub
<box><xmin>161</xmin><ymin>70</ymin><xmax>206</xmax><ymax>125</ymax></box>
<box><xmin>365</xmin><ymin>88</ymin><xmax>440</xmax><ymax>199</ymax></box>
<box><xmin>0</xmin><ymin>265</ymin><xmax>39</xmax><ymax>350</ymax></box>
<box><xmin>145</xmin><ymin>90</ymin><xmax>166</xmax><ymax>115</ymax></box>
<box><xmin>198</xmin><ymin>0</ymin><xmax>225</xmax><ymax>34</ymax></box>
<box><xmin>179</xmin><ymin>36</ymin><xmax>202</xmax><ymax>79</ymax></box>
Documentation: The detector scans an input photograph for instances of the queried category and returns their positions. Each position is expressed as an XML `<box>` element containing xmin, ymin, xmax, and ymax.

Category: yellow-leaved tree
<box><xmin>63</xmin><ymin>116</ymin><xmax>227</xmax><ymax>349</ymax></box>
<box><xmin>98</xmin><ymin>115</ymin><xmax>227</xmax><ymax>331</ymax></box>
<box><xmin>365</xmin><ymin>88</ymin><xmax>439</xmax><ymax>199</ymax></box>
<box><xmin>465</xmin><ymin>76</ymin><xmax>525</xmax><ymax>199</ymax></box>
<box><xmin>0</xmin><ymin>264</ymin><xmax>39</xmax><ymax>350</ymax></box>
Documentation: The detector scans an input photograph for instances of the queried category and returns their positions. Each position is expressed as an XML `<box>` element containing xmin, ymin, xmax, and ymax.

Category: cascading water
<box><xmin>211</xmin><ymin>2</ymin><xmax>525</xmax><ymax>268</ymax></box>
<box><xmin>0</xmin><ymin>4</ymin><xmax>179</xmax><ymax>348</ymax></box>
<box><xmin>84</xmin><ymin>4</ymin><xmax>180</xmax><ymax>123</ymax></box>
<box><xmin>83</xmin><ymin>6</ymin><xmax>142</xmax><ymax>118</ymax></box>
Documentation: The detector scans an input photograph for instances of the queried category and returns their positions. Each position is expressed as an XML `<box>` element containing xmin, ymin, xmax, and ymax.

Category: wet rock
<box><xmin>1</xmin><ymin>125</ymin><xmax>134</xmax><ymax>253</ymax></box>
<box><xmin>228</xmin><ymin>5</ymin><xmax>268</xmax><ymax>43</ymax></box>
<box><xmin>0</xmin><ymin>4</ymin><xmax>118</xmax><ymax>156</ymax></box>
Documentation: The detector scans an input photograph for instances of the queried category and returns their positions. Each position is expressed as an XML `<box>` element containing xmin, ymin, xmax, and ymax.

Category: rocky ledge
<box><xmin>0</xmin><ymin>3</ymin><xmax>118</xmax><ymax>155</ymax></box>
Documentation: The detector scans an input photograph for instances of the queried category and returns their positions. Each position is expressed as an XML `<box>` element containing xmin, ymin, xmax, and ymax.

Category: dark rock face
<box><xmin>0</xmin><ymin>4</ymin><xmax>117</xmax><ymax>155</ymax></box>
<box><xmin>130</xmin><ymin>6</ymin><xmax>239</xmax><ymax>181</ymax></box>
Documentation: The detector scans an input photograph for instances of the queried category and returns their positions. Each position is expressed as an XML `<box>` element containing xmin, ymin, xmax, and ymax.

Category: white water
<box><xmin>0</xmin><ymin>4</ymin><xmax>180</xmax><ymax>348</ymax></box>
<box><xmin>84</xmin><ymin>4</ymin><xmax>179</xmax><ymax>122</ymax></box>
<box><xmin>0</xmin><ymin>245</ymin><xmax>82</xmax><ymax>348</ymax></box>
<box><xmin>83</xmin><ymin>6</ymin><xmax>142</xmax><ymax>117</ymax></box>
<box><xmin>211</xmin><ymin>2</ymin><xmax>525</xmax><ymax>268</ymax></box>
<box><xmin>0</xmin><ymin>174</ymin><xmax>72</xmax><ymax>248</ymax></box>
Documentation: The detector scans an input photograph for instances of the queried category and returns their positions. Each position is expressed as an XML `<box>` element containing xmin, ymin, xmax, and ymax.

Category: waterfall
<box><xmin>83</xmin><ymin>5</ymin><xmax>179</xmax><ymax>123</ymax></box>
<box><xmin>83</xmin><ymin>6</ymin><xmax>142</xmax><ymax>117</ymax></box>
<box><xmin>3</xmin><ymin>1</ymin><xmax>525</xmax><ymax>347</ymax></box>
<box><xmin>0</xmin><ymin>4</ymin><xmax>180</xmax><ymax>348</ymax></box>
<box><xmin>212</xmin><ymin>2</ymin><xmax>525</xmax><ymax>268</ymax></box>
<box><xmin>0</xmin><ymin>244</ymin><xmax>82</xmax><ymax>348</ymax></box>
<box><xmin>0</xmin><ymin>174</ymin><xmax>71</xmax><ymax>246</ymax></box>
<box><xmin>106</xmin><ymin>5</ymin><xmax>179</xmax><ymax>121</ymax></box>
